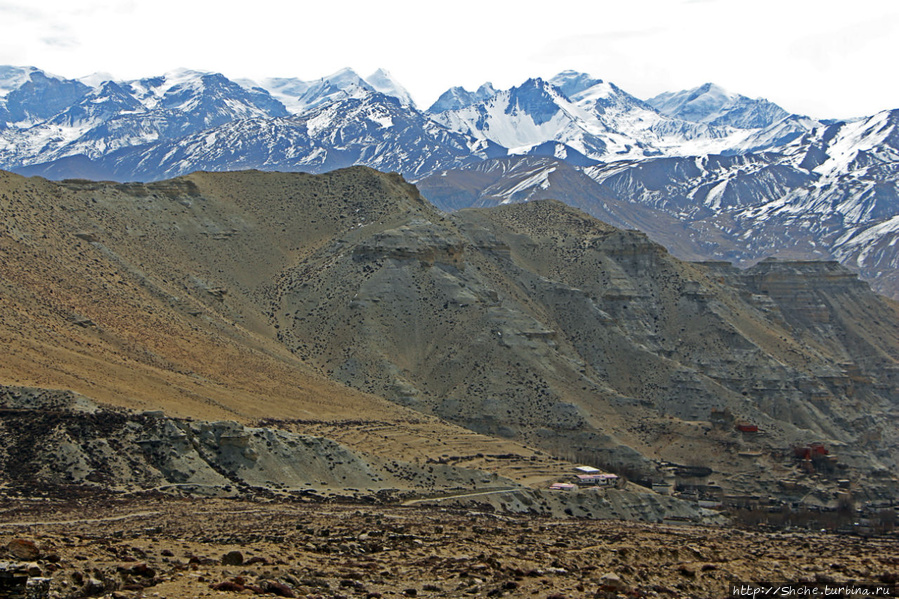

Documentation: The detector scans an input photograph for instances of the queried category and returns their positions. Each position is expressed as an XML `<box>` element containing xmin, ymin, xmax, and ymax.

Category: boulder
<box><xmin>6</xmin><ymin>540</ymin><xmax>40</xmax><ymax>561</ymax></box>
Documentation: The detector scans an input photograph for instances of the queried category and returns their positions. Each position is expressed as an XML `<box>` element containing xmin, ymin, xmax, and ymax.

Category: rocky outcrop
<box><xmin>0</xmin><ymin>562</ymin><xmax>30</xmax><ymax>599</ymax></box>
<box><xmin>353</xmin><ymin>218</ymin><xmax>466</xmax><ymax>267</ymax></box>
<box><xmin>0</xmin><ymin>386</ymin><xmax>714</xmax><ymax>523</ymax></box>
<box><xmin>0</xmin><ymin>386</ymin><xmax>514</xmax><ymax>500</ymax></box>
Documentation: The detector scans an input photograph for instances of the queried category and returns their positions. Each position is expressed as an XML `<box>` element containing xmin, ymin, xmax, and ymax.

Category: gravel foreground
<box><xmin>1</xmin><ymin>495</ymin><xmax>897</xmax><ymax>599</ymax></box>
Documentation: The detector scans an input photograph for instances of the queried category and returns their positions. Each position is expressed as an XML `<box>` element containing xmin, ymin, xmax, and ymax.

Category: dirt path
<box><xmin>402</xmin><ymin>487</ymin><xmax>519</xmax><ymax>505</ymax></box>
<box><xmin>0</xmin><ymin>510</ymin><xmax>162</xmax><ymax>527</ymax></box>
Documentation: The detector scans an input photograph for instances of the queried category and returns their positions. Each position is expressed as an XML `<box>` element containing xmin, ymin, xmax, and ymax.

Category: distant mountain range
<box><xmin>1</xmin><ymin>65</ymin><xmax>897</xmax><ymax>298</ymax></box>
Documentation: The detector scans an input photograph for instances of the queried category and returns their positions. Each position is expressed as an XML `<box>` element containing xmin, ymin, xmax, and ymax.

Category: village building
<box><xmin>574</xmin><ymin>465</ymin><xmax>601</xmax><ymax>474</ymax></box>
<box><xmin>549</xmin><ymin>482</ymin><xmax>577</xmax><ymax>491</ymax></box>
<box><xmin>575</xmin><ymin>473</ymin><xmax>619</xmax><ymax>486</ymax></box>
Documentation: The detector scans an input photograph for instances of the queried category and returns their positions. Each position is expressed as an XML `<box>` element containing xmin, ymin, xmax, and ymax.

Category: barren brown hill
<box><xmin>0</xmin><ymin>168</ymin><xmax>582</xmax><ymax>494</ymax></box>
<box><xmin>1</xmin><ymin>167</ymin><xmax>898</xmax><ymax>506</ymax></box>
<box><xmin>0</xmin><ymin>169</ymin><xmax>408</xmax><ymax>422</ymax></box>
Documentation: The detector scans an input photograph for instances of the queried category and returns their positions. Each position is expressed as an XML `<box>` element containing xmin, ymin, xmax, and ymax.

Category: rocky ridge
<box><xmin>0</xmin><ymin>385</ymin><xmax>710</xmax><ymax>530</ymax></box>
<box><xmin>0</xmin><ymin>386</ymin><xmax>508</xmax><ymax>501</ymax></box>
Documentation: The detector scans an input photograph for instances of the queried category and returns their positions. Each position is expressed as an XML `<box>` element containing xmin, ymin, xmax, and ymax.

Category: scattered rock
<box><xmin>74</xmin><ymin>232</ymin><xmax>100</xmax><ymax>243</ymax></box>
<box><xmin>261</xmin><ymin>580</ymin><xmax>296</xmax><ymax>597</ymax></box>
<box><xmin>0</xmin><ymin>494</ymin><xmax>895</xmax><ymax>599</ymax></box>
<box><xmin>24</xmin><ymin>564</ymin><xmax>42</xmax><ymax>577</ymax></box>
<box><xmin>599</xmin><ymin>572</ymin><xmax>626</xmax><ymax>591</ymax></box>
<box><xmin>221</xmin><ymin>550</ymin><xmax>244</xmax><ymax>566</ymax></box>
<box><xmin>211</xmin><ymin>580</ymin><xmax>245</xmax><ymax>592</ymax></box>
<box><xmin>126</xmin><ymin>562</ymin><xmax>155</xmax><ymax>577</ymax></box>
<box><xmin>25</xmin><ymin>577</ymin><xmax>51</xmax><ymax>599</ymax></box>
<box><xmin>82</xmin><ymin>576</ymin><xmax>105</xmax><ymax>596</ymax></box>
<box><xmin>7</xmin><ymin>540</ymin><xmax>40</xmax><ymax>561</ymax></box>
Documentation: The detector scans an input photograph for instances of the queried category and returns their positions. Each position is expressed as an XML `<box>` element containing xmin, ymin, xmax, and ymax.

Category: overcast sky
<box><xmin>1</xmin><ymin>0</ymin><xmax>896</xmax><ymax>119</ymax></box>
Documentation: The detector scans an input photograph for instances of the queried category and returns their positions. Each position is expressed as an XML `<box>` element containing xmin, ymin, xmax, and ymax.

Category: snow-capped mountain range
<box><xmin>0</xmin><ymin>65</ymin><xmax>813</xmax><ymax>174</ymax></box>
<box><xmin>1</xmin><ymin>64</ymin><xmax>897</xmax><ymax>298</ymax></box>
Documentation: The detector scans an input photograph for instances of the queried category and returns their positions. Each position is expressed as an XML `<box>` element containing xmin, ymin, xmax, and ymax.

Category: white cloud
<box><xmin>1</xmin><ymin>0</ymin><xmax>896</xmax><ymax>118</ymax></box>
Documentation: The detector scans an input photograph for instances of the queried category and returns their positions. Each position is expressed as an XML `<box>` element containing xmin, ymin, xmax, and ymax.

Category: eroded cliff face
<box><xmin>267</xmin><ymin>190</ymin><xmax>899</xmax><ymax>500</ymax></box>
<box><xmin>0</xmin><ymin>386</ymin><xmax>510</xmax><ymax>499</ymax></box>
<box><xmin>0</xmin><ymin>386</ymin><xmax>713</xmax><ymax>524</ymax></box>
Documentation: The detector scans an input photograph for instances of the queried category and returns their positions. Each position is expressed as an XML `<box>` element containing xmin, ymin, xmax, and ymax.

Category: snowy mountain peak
<box><xmin>692</xmin><ymin>82</ymin><xmax>727</xmax><ymax>98</ymax></box>
<box><xmin>0</xmin><ymin>66</ymin><xmax>70</xmax><ymax>97</ymax></box>
<box><xmin>160</xmin><ymin>68</ymin><xmax>213</xmax><ymax>88</ymax></box>
<box><xmin>123</xmin><ymin>69</ymin><xmax>213</xmax><ymax>105</ymax></box>
<box><xmin>428</xmin><ymin>82</ymin><xmax>498</xmax><ymax>113</ymax></box>
<box><xmin>49</xmin><ymin>80</ymin><xmax>144</xmax><ymax>127</ymax></box>
<box><xmin>78</xmin><ymin>72</ymin><xmax>117</xmax><ymax>88</ymax></box>
<box><xmin>549</xmin><ymin>70</ymin><xmax>604</xmax><ymax>99</ymax></box>
<box><xmin>505</xmin><ymin>78</ymin><xmax>571</xmax><ymax>125</ymax></box>
<box><xmin>286</xmin><ymin>68</ymin><xmax>374</xmax><ymax>113</ymax></box>
<box><xmin>247</xmin><ymin>76</ymin><xmax>316</xmax><ymax>114</ymax></box>
<box><xmin>0</xmin><ymin>65</ymin><xmax>35</xmax><ymax>94</ymax></box>
<box><xmin>241</xmin><ymin>68</ymin><xmax>414</xmax><ymax>114</ymax></box>
<box><xmin>477</xmin><ymin>82</ymin><xmax>498</xmax><ymax>96</ymax></box>
<box><xmin>92</xmin><ymin>79</ymin><xmax>139</xmax><ymax>103</ymax></box>
<box><xmin>648</xmin><ymin>82</ymin><xmax>730</xmax><ymax>119</ymax></box>
<box><xmin>365</xmin><ymin>68</ymin><xmax>415</xmax><ymax>107</ymax></box>
<box><xmin>0</xmin><ymin>67</ymin><xmax>91</xmax><ymax>125</ymax></box>
<box><xmin>430</xmin><ymin>76</ymin><xmax>623</xmax><ymax>157</ymax></box>
<box><xmin>322</xmin><ymin>67</ymin><xmax>367</xmax><ymax>88</ymax></box>
<box><xmin>141</xmin><ymin>70</ymin><xmax>287</xmax><ymax>120</ymax></box>
<box><xmin>648</xmin><ymin>83</ymin><xmax>790</xmax><ymax>129</ymax></box>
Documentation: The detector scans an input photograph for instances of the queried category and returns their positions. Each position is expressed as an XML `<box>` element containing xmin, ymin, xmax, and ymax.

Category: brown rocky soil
<box><xmin>1</xmin><ymin>495</ymin><xmax>897</xmax><ymax>599</ymax></box>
